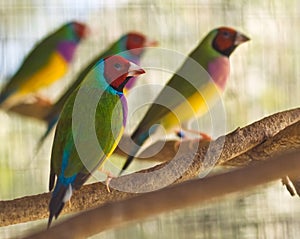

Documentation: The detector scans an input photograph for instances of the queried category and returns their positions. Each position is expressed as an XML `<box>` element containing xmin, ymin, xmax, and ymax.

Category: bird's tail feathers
<box><xmin>36</xmin><ymin>117</ymin><xmax>58</xmax><ymax>151</ymax></box>
<box><xmin>119</xmin><ymin>127</ymin><xmax>150</xmax><ymax>176</ymax></box>
<box><xmin>48</xmin><ymin>182</ymin><xmax>72</xmax><ymax>228</ymax></box>
<box><xmin>0</xmin><ymin>90</ymin><xmax>13</xmax><ymax>109</ymax></box>
<box><xmin>0</xmin><ymin>93</ymin><xmax>7</xmax><ymax>107</ymax></box>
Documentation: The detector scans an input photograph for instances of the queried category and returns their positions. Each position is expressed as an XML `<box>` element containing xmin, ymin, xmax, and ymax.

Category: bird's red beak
<box><xmin>143</xmin><ymin>39</ymin><xmax>159</xmax><ymax>47</ymax></box>
<box><xmin>82</xmin><ymin>25</ymin><xmax>91</xmax><ymax>38</ymax></box>
<box><xmin>128</xmin><ymin>62</ymin><xmax>145</xmax><ymax>77</ymax></box>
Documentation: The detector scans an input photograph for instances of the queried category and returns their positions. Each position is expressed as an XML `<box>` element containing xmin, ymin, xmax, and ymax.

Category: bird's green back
<box><xmin>6</xmin><ymin>24</ymin><xmax>77</xmax><ymax>90</ymax></box>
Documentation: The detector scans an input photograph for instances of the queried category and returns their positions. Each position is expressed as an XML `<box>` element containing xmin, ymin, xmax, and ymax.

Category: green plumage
<box><xmin>46</xmin><ymin>33</ymin><xmax>140</xmax><ymax>116</ymax></box>
<box><xmin>47</xmin><ymin>55</ymin><xmax>145</xmax><ymax>228</ymax></box>
<box><xmin>121</xmin><ymin>27</ymin><xmax>250</xmax><ymax>174</ymax></box>
<box><xmin>50</xmin><ymin>67</ymin><xmax>123</xmax><ymax>187</ymax></box>
<box><xmin>12</xmin><ymin>23</ymin><xmax>78</xmax><ymax>81</ymax></box>
<box><xmin>38</xmin><ymin>32</ymin><xmax>147</xmax><ymax>147</ymax></box>
<box><xmin>133</xmin><ymin>30</ymin><xmax>220</xmax><ymax>131</ymax></box>
<box><xmin>0</xmin><ymin>21</ymin><xmax>86</xmax><ymax>106</ymax></box>
<box><xmin>47</xmin><ymin>35</ymin><xmax>128</xmax><ymax>113</ymax></box>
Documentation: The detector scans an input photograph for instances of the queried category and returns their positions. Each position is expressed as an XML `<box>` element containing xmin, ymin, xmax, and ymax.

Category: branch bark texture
<box><xmin>0</xmin><ymin>108</ymin><xmax>299</xmax><ymax>227</ymax></box>
<box><xmin>24</xmin><ymin>151</ymin><xmax>300</xmax><ymax>239</ymax></box>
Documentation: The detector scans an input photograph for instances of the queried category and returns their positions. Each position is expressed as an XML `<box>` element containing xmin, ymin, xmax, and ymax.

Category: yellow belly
<box><xmin>161</xmin><ymin>81</ymin><xmax>221</xmax><ymax>130</ymax></box>
<box><xmin>106</xmin><ymin>126</ymin><xmax>124</xmax><ymax>158</ymax></box>
<box><xmin>18</xmin><ymin>53</ymin><xmax>68</xmax><ymax>94</ymax></box>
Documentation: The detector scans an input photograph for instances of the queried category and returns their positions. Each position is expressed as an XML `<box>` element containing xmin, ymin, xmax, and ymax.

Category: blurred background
<box><xmin>0</xmin><ymin>0</ymin><xmax>300</xmax><ymax>238</ymax></box>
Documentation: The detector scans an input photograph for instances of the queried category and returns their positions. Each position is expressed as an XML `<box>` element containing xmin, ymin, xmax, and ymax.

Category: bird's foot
<box><xmin>174</xmin><ymin>129</ymin><xmax>212</xmax><ymax>151</ymax></box>
<box><xmin>181</xmin><ymin>128</ymin><xmax>212</xmax><ymax>141</ymax></box>
<box><xmin>68</xmin><ymin>199</ymin><xmax>72</xmax><ymax>208</ymax></box>
<box><xmin>174</xmin><ymin>130</ymin><xmax>185</xmax><ymax>151</ymax></box>
<box><xmin>100</xmin><ymin>168</ymin><xmax>115</xmax><ymax>193</ymax></box>
<box><xmin>198</xmin><ymin>132</ymin><xmax>212</xmax><ymax>141</ymax></box>
<box><xmin>33</xmin><ymin>94</ymin><xmax>52</xmax><ymax>106</ymax></box>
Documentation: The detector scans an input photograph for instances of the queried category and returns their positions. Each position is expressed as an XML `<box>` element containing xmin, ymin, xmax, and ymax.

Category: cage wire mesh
<box><xmin>0</xmin><ymin>0</ymin><xmax>300</xmax><ymax>238</ymax></box>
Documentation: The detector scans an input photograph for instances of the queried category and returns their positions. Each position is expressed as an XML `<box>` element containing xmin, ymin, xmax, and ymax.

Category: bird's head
<box><xmin>212</xmin><ymin>27</ymin><xmax>250</xmax><ymax>57</ymax></box>
<box><xmin>103</xmin><ymin>55</ymin><xmax>145</xmax><ymax>92</ymax></box>
<box><xmin>125</xmin><ymin>32</ymin><xmax>158</xmax><ymax>56</ymax></box>
<box><xmin>69</xmin><ymin>21</ymin><xmax>90</xmax><ymax>40</ymax></box>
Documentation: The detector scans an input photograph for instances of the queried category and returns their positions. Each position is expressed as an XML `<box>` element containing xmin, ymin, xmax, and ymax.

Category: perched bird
<box><xmin>120</xmin><ymin>26</ymin><xmax>250</xmax><ymax>175</ymax></box>
<box><xmin>0</xmin><ymin>21</ymin><xmax>88</xmax><ymax>108</ymax></box>
<box><xmin>39</xmin><ymin>32</ymin><xmax>157</xmax><ymax>145</ymax></box>
<box><xmin>47</xmin><ymin>55</ymin><xmax>145</xmax><ymax>227</ymax></box>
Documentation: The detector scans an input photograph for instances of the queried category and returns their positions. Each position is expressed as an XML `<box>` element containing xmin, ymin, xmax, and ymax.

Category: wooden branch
<box><xmin>225</xmin><ymin>119</ymin><xmax>300</xmax><ymax>197</ymax></box>
<box><xmin>110</xmin><ymin>118</ymin><xmax>300</xmax><ymax>194</ymax></box>
<box><xmin>7</xmin><ymin>99</ymin><xmax>52</xmax><ymax>121</ymax></box>
<box><xmin>0</xmin><ymin>108</ymin><xmax>300</xmax><ymax>227</ymax></box>
<box><xmin>225</xmin><ymin>114</ymin><xmax>300</xmax><ymax>166</ymax></box>
<box><xmin>0</xmin><ymin>183</ymin><xmax>136</xmax><ymax>227</ymax></box>
<box><xmin>23</xmin><ymin>150</ymin><xmax>300</xmax><ymax>239</ymax></box>
<box><xmin>115</xmin><ymin>107</ymin><xmax>300</xmax><ymax>163</ymax></box>
<box><xmin>111</xmin><ymin>108</ymin><xmax>300</xmax><ymax>190</ymax></box>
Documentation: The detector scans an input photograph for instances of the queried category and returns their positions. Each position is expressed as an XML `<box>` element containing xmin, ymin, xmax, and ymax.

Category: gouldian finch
<box><xmin>47</xmin><ymin>55</ymin><xmax>145</xmax><ymax>227</ymax></box>
<box><xmin>0</xmin><ymin>21</ymin><xmax>88</xmax><ymax>108</ymax></box>
<box><xmin>39</xmin><ymin>32</ymin><xmax>157</xmax><ymax>145</ymax></box>
<box><xmin>120</xmin><ymin>27</ymin><xmax>250</xmax><ymax>175</ymax></box>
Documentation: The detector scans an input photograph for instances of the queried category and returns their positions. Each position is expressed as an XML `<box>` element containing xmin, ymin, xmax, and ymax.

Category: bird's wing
<box><xmin>51</xmin><ymin>85</ymin><xmax>124</xmax><ymax>179</ymax></box>
<box><xmin>134</xmin><ymin>58</ymin><xmax>212</xmax><ymax>132</ymax></box>
<box><xmin>49</xmin><ymin>90</ymin><xmax>76</xmax><ymax>179</ymax></box>
<box><xmin>2</xmin><ymin>33</ymin><xmax>65</xmax><ymax>95</ymax></box>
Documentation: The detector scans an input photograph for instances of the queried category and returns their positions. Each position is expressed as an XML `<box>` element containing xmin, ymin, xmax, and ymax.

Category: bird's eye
<box><xmin>133</xmin><ymin>36</ymin><xmax>142</xmax><ymax>43</ymax></box>
<box><xmin>114</xmin><ymin>63</ymin><xmax>122</xmax><ymax>70</ymax></box>
<box><xmin>222</xmin><ymin>31</ymin><xmax>230</xmax><ymax>38</ymax></box>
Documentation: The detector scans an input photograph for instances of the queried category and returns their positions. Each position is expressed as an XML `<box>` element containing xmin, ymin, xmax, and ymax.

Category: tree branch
<box><xmin>23</xmin><ymin>150</ymin><xmax>300</xmax><ymax>239</ymax></box>
<box><xmin>0</xmin><ymin>108</ymin><xmax>299</xmax><ymax>227</ymax></box>
<box><xmin>110</xmin><ymin>110</ymin><xmax>300</xmax><ymax>192</ymax></box>
<box><xmin>115</xmin><ymin>107</ymin><xmax>300</xmax><ymax>164</ymax></box>
<box><xmin>225</xmin><ymin>113</ymin><xmax>300</xmax><ymax>166</ymax></box>
<box><xmin>7</xmin><ymin>99</ymin><xmax>52</xmax><ymax>121</ymax></box>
